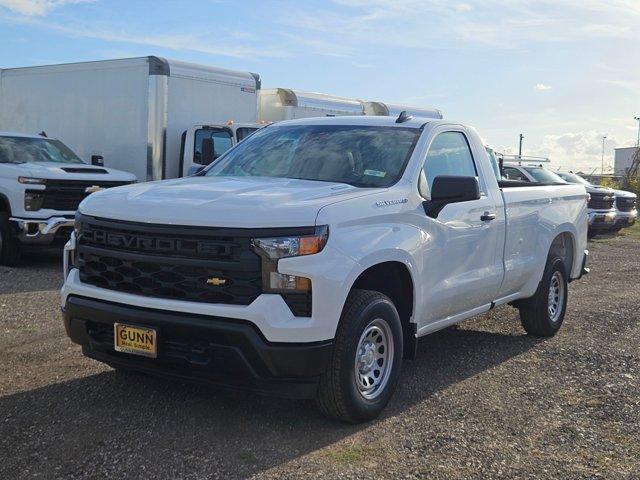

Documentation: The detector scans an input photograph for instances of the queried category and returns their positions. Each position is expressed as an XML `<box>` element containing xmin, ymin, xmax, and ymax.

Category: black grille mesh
<box><xmin>40</xmin><ymin>180</ymin><xmax>130</xmax><ymax>211</ymax></box>
<box><xmin>79</xmin><ymin>251</ymin><xmax>262</xmax><ymax>304</ymax></box>
<box><xmin>616</xmin><ymin>197</ymin><xmax>636</xmax><ymax>212</ymax></box>
<box><xmin>588</xmin><ymin>193</ymin><xmax>614</xmax><ymax>210</ymax></box>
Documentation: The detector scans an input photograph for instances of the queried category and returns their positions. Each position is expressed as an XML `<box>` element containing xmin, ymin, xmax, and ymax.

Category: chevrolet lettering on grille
<box><xmin>83</xmin><ymin>228</ymin><xmax>233</xmax><ymax>256</ymax></box>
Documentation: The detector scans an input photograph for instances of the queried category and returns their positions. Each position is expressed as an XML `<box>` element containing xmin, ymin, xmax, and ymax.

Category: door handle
<box><xmin>480</xmin><ymin>212</ymin><xmax>496</xmax><ymax>221</ymax></box>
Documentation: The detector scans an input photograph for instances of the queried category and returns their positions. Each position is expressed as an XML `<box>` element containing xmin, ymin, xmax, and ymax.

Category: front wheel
<box><xmin>316</xmin><ymin>290</ymin><xmax>403</xmax><ymax>423</ymax></box>
<box><xmin>0</xmin><ymin>213</ymin><xmax>21</xmax><ymax>266</ymax></box>
<box><xmin>518</xmin><ymin>255</ymin><xmax>568</xmax><ymax>337</ymax></box>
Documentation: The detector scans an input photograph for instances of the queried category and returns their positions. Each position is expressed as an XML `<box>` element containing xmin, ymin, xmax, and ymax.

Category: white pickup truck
<box><xmin>0</xmin><ymin>132</ymin><xmax>136</xmax><ymax>265</ymax></box>
<box><xmin>61</xmin><ymin>115</ymin><xmax>589</xmax><ymax>422</ymax></box>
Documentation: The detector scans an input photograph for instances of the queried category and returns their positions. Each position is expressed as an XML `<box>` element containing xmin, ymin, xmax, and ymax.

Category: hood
<box><xmin>585</xmin><ymin>184</ymin><xmax>614</xmax><ymax>195</ymax></box>
<box><xmin>79</xmin><ymin>176</ymin><xmax>380</xmax><ymax>227</ymax></box>
<box><xmin>4</xmin><ymin>161</ymin><xmax>136</xmax><ymax>182</ymax></box>
<box><xmin>613</xmin><ymin>189</ymin><xmax>637</xmax><ymax>199</ymax></box>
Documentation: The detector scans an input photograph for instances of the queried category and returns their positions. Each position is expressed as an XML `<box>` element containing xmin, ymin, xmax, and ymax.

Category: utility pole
<box><xmin>635</xmin><ymin>116</ymin><xmax>640</xmax><ymax>148</ymax></box>
<box><xmin>518</xmin><ymin>134</ymin><xmax>524</xmax><ymax>158</ymax></box>
<box><xmin>601</xmin><ymin>135</ymin><xmax>607</xmax><ymax>175</ymax></box>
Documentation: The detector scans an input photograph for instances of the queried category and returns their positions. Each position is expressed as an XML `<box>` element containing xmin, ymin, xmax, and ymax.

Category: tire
<box><xmin>0</xmin><ymin>212</ymin><xmax>21</xmax><ymax>266</ymax></box>
<box><xmin>518</xmin><ymin>255</ymin><xmax>568</xmax><ymax>337</ymax></box>
<box><xmin>316</xmin><ymin>289</ymin><xmax>403</xmax><ymax>423</ymax></box>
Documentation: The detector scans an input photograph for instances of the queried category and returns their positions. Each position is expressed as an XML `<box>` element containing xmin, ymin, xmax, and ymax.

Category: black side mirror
<box><xmin>91</xmin><ymin>155</ymin><xmax>104</xmax><ymax>167</ymax></box>
<box><xmin>423</xmin><ymin>175</ymin><xmax>480</xmax><ymax>218</ymax></box>
<box><xmin>187</xmin><ymin>165</ymin><xmax>206</xmax><ymax>176</ymax></box>
<box><xmin>201</xmin><ymin>138</ymin><xmax>215</xmax><ymax>165</ymax></box>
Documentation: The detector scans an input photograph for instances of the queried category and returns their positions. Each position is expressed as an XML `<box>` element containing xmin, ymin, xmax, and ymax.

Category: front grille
<box><xmin>39</xmin><ymin>180</ymin><xmax>130</xmax><ymax>211</ymax></box>
<box><xmin>77</xmin><ymin>216</ymin><xmax>266</xmax><ymax>306</ymax></box>
<box><xmin>616</xmin><ymin>197</ymin><xmax>636</xmax><ymax>212</ymax></box>
<box><xmin>588</xmin><ymin>192</ymin><xmax>614</xmax><ymax>210</ymax></box>
<box><xmin>79</xmin><ymin>250</ymin><xmax>262</xmax><ymax>304</ymax></box>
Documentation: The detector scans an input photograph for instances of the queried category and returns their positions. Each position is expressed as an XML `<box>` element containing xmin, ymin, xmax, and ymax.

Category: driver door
<box><xmin>417</xmin><ymin>128</ymin><xmax>504</xmax><ymax>326</ymax></box>
<box><xmin>180</xmin><ymin>126</ymin><xmax>234</xmax><ymax>177</ymax></box>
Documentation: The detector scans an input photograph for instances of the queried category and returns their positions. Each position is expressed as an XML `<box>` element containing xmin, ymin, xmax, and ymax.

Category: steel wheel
<box><xmin>547</xmin><ymin>270</ymin><xmax>565</xmax><ymax>323</ymax></box>
<box><xmin>354</xmin><ymin>318</ymin><xmax>394</xmax><ymax>400</ymax></box>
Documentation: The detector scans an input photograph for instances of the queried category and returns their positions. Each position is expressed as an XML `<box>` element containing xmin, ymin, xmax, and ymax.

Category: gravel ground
<box><xmin>1</xmin><ymin>228</ymin><xmax>639</xmax><ymax>480</ymax></box>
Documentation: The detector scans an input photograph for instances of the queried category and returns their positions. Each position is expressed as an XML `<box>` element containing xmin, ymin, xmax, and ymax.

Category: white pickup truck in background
<box><xmin>61</xmin><ymin>114</ymin><xmax>589</xmax><ymax>422</ymax></box>
<box><xmin>0</xmin><ymin>132</ymin><xmax>136</xmax><ymax>265</ymax></box>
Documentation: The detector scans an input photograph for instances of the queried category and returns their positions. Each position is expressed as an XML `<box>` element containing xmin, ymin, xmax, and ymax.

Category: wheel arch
<box><xmin>0</xmin><ymin>192</ymin><xmax>10</xmax><ymax>214</ymax></box>
<box><xmin>547</xmin><ymin>226</ymin><xmax>578</xmax><ymax>279</ymax></box>
<box><xmin>347</xmin><ymin>256</ymin><xmax>418</xmax><ymax>359</ymax></box>
<box><xmin>549</xmin><ymin>231</ymin><xmax>577</xmax><ymax>280</ymax></box>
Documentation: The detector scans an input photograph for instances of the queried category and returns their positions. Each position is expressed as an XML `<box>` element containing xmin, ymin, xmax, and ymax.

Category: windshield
<box><xmin>523</xmin><ymin>166</ymin><xmax>567</xmax><ymax>184</ymax></box>
<box><xmin>557</xmin><ymin>172</ymin><xmax>591</xmax><ymax>186</ymax></box>
<box><xmin>205</xmin><ymin>125</ymin><xmax>421</xmax><ymax>188</ymax></box>
<box><xmin>0</xmin><ymin>136</ymin><xmax>84</xmax><ymax>164</ymax></box>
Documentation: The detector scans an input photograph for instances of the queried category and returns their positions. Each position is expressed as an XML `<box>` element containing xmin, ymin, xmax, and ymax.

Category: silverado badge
<box><xmin>85</xmin><ymin>185</ymin><xmax>104</xmax><ymax>193</ymax></box>
<box><xmin>206</xmin><ymin>277</ymin><xmax>227</xmax><ymax>286</ymax></box>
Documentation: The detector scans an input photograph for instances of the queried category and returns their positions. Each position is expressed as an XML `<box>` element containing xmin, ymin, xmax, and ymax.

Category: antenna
<box><xmin>395</xmin><ymin>111</ymin><xmax>413</xmax><ymax>123</ymax></box>
<box><xmin>39</xmin><ymin>131</ymin><xmax>47</xmax><ymax>137</ymax></box>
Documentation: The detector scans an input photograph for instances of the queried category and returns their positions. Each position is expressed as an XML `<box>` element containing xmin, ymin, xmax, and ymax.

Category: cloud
<box><xmin>534</xmin><ymin>83</ymin><xmax>552</xmax><ymax>91</ymax></box>
<box><xmin>0</xmin><ymin>12</ymin><xmax>290</xmax><ymax>59</ymax></box>
<box><xmin>500</xmin><ymin>131</ymin><xmax>636</xmax><ymax>172</ymax></box>
<box><xmin>0</xmin><ymin>0</ymin><xmax>91</xmax><ymax>16</ymax></box>
<box><xmin>280</xmin><ymin>0</ymin><xmax>640</xmax><ymax>52</ymax></box>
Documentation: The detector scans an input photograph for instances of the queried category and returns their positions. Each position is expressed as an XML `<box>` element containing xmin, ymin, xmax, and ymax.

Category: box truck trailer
<box><xmin>259</xmin><ymin>88</ymin><xmax>364</xmax><ymax>121</ymax></box>
<box><xmin>0</xmin><ymin>56</ymin><xmax>261</xmax><ymax>181</ymax></box>
<box><xmin>362</xmin><ymin>101</ymin><xmax>443</xmax><ymax>119</ymax></box>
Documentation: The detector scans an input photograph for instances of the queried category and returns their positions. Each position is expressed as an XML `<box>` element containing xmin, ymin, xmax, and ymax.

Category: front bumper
<box><xmin>10</xmin><ymin>216</ymin><xmax>74</xmax><ymax>245</ymax></box>
<box><xmin>587</xmin><ymin>210</ymin><xmax>616</xmax><ymax>230</ymax></box>
<box><xmin>613</xmin><ymin>209</ymin><xmax>637</xmax><ymax>228</ymax></box>
<box><xmin>63</xmin><ymin>295</ymin><xmax>333</xmax><ymax>399</ymax></box>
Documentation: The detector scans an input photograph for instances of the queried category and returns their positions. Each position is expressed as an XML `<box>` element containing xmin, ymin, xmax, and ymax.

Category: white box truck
<box><xmin>0</xmin><ymin>57</ymin><xmax>261</xmax><ymax>181</ymax></box>
<box><xmin>259</xmin><ymin>88</ymin><xmax>364</xmax><ymax>121</ymax></box>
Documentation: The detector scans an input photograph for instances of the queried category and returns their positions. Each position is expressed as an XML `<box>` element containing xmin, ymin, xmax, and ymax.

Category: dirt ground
<box><xmin>1</xmin><ymin>226</ymin><xmax>638</xmax><ymax>479</ymax></box>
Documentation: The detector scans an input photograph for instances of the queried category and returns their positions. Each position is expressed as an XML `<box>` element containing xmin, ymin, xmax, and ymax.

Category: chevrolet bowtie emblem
<box><xmin>206</xmin><ymin>277</ymin><xmax>227</xmax><ymax>286</ymax></box>
<box><xmin>85</xmin><ymin>185</ymin><xmax>103</xmax><ymax>193</ymax></box>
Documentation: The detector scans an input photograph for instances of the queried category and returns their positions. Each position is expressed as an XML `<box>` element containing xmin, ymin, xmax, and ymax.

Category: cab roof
<box><xmin>0</xmin><ymin>131</ymin><xmax>54</xmax><ymax>139</ymax></box>
<box><xmin>270</xmin><ymin>114</ymin><xmax>449</xmax><ymax>129</ymax></box>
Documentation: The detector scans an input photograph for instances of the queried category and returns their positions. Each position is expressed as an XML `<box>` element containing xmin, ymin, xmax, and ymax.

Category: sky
<box><xmin>0</xmin><ymin>0</ymin><xmax>639</xmax><ymax>172</ymax></box>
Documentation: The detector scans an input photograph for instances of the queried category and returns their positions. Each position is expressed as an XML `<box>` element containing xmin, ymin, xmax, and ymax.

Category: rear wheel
<box><xmin>0</xmin><ymin>213</ymin><xmax>21</xmax><ymax>266</ymax></box>
<box><xmin>518</xmin><ymin>255</ymin><xmax>568</xmax><ymax>337</ymax></box>
<box><xmin>316</xmin><ymin>289</ymin><xmax>403</xmax><ymax>423</ymax></box>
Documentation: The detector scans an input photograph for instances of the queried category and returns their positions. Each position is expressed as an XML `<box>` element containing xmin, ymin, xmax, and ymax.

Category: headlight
<box><xmin>24</xmin><ymin>191</ymin><xmax>44</xmax><ymax>211</ymax></box>
<box><xmin>252</xmin><ymin>226</ymin><xmax>328</xmax><ymax>259</ymax></box>
<box><xmin>18</xmin><ymin>177</ymin><xmax>46</xmax><ymax>185</ymax></box>
<box><xmin>252</xmin><ymin>226</ymin><xmax>328</xmax><ymax>293</ymax></box>
<box><xmin>74</xmin><ymin>211</ymin><xmax>82</xmax><ymax>236</ymax></box>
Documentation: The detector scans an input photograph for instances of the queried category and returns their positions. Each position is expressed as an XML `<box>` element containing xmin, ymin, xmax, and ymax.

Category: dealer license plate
<box><xmin>114</xmin><ymin>323</ymin><xmax>157</xmax><ymax>358</ymax></box>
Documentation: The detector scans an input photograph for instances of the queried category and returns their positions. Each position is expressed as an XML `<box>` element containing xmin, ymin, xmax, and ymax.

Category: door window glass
<box><xmin>503</xmin><ymin>166</ymin><xmax>528</xmax><ymax>181</ymax></box>
<box><xmin>423</xmin><ymin>131</ymin><xmax>477</xmax><ymax>189</ymax></box>
<box><xmin>194</xmin><ymin>128</ymin><xmax>233</xmax><ymax>165</ymax></box>
<box><xmin>236</xmin><ymin>127</ymin><xmax>259</xmax><ymax>142</ymax></box>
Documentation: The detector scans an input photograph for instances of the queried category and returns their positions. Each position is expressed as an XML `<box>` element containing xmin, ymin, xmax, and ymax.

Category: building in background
<box><xmin>614</xmin><ymin>147</ymin><xmax>639</xmax><ymax>176</ymax></box>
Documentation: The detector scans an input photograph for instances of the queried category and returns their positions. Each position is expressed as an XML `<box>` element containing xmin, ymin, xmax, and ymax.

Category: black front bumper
<box><xmin>63</xmin><ymin>296</ymin><xmax>333</xmax><ymax>399</ymax></box>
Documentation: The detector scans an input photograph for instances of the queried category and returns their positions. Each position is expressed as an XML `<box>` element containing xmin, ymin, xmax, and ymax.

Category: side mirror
<box><xmin>201</xmin><ymin>138</ymin><xmax>215</xmax><ymax>165</ymax></box>
<box><xmin>91</xmin><ymin>155</ymin><xmax>104</xmax><ymax>167</ymax></box>
<box><xmin>187</xmin><ymin>165</ymin><xmax>206</xmax><ymax>176</ymax></box>
<box><xmin>423</xmin><ymin>175</ymin><xmax>480</xmax><ymax>218</ymax></box>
